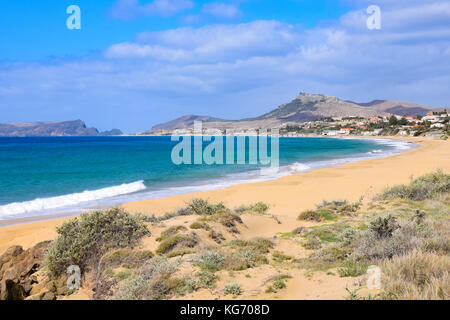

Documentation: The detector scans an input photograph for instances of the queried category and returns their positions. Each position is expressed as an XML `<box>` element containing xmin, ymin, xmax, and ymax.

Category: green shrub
<box><xmin>369</xmin><ymin>215</ymin><xmax>399</xmax><ymax>238</ymax></box>
<box><xmin>227</xmin><ymin>238</ymin><xmax>274</xmax><ymax>254</ymax></box>
<box><xmin>234</xmin><ymin>202</ymin><xmax>269</xmax><ymax>214</ymax></box>
<box><xmin>157</xmin><ymin>225</ymin><xmax>187</xmax><ymax>242</ymax></box>
<box><xmin>337</xmin><ymin>260</ymin><xmax>368</xmax><ymax>277</ymax></box>
<box><xmin>224</xmin><ymin>282</ymin><xmax>242</xmax><ymax>296</ymax></box>
<box><xmin>353</xmin><ymin>221</ymin><xmax>424</xmax><ymax>261</ymax></box>
<box><xmin>156</xmin><ymin>233</ymin><xmax>198</xmax><ymax>255</ymax></box>
<box><xmin>46</xmin><ymin>207</ymin><xmax>150</xmax><ymax>275</ymax></box>
<box><xmin>298</xmin><ymin>210</ymin><xmax>321</xmax><ymax>222</ymax></box>
<box><xmin>250</xmin><ymin>202</ymin><xmax>270</xmax><ymax>214</ymax></box>
<box><xmin>317</xmin><ymin>200</ymin><xmax>348</xmax><ymax>209</ymax></box>
<box><xmin>378</xmin><ymin>171</ymin><xmax>450</xmax><ymax>201</ymax></box>
<box><xmin>298</xmin><ymin>209</ymin><xmax>337</xmax><ymax>222</ymax></box>
<box><xmin>202</xmin><ymin>211</ymin><xmax>243</xmax><ymax>234</ymax></box>
<box><xmin>112</xmin><ymin>256</ymin><xmax>182</xmax><ymax>300</ymax></box>
<box><xmin>381</xmin><ymin>250</ymin><xmax>449</xmax><ymax>300</ymax></box>
<box><xmin>190</xmin><ymin>221</ymin><xmax>211</xmax><ymax>230</ymax></box>
<box><xmin>187</xmin><ymin>199</ymin><xmax>229</xmax><ymax>215</ymax></box>
<box><xmin>184</xmin><ymin>271</ymin><xmax>219</xmax><ymax>292</ymax></box>
<box><xmin>193</xmin><ymin>249</ymin><xmax>226</xmax><ymax>272</ymax></box>
<box><xmin>302</xmin><ymin>239</ymin><xmax>321</xmax><ymax>250</ymax></box>
<box><xmin>272</xmin><ymin>251</ymin><xmax>294</xmax><ymax>263</ymax></box>
<box><xmin>100</xmin><ymin>249</ymin><xmax>154</xmax><ymax>268</ymax></box>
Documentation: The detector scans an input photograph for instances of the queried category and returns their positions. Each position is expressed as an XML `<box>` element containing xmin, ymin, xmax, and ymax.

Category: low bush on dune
<box><xmin>297</xmin><ymin>209</ymin><xmax>338</xmax><ymax>222</ymax></box>
<box><xmin>381</xmin><ymin>250</ymin><xmax>449</xmax><ymax>300</ymax></box>
<box><xmin>234</xmin><ymin>202</ymin><xmax>270</xmax><ymax>214</ymax></box>
<box><xmin>45</xmin><ymin>207</ymin><xmax>150</xmax><ymax>276</ymax></box>
<box><xmin>187</xmin><ymin>198</ymin><xmax>229</xmax><ymax>216</ymax></box>
<box><xmin>192</xmin><ymin>240</ymin><xmax>273</xmax><ymax>273</ymax></box>
<box><xmin>316</xmin><ymin>199</ymin><xmax>361</xmax><ymax>216</ymax></box>
<box><xmin>378</xmin><ymin>170</ymin><xmax>450</xmax><ymax>201</ymax></box>
<box><xmin>112</xmin><ymin>256</ymin><xmax>183</xmax><ymax>300</ymax></box>
<box><xmin>156</xmin><ymin>233</ymin><xmax>198</xmax><ymax>255</ymax></box>
<box><xmin>200</xmin><ymin>211</ymin><xmax>243</xmax><ymax>234</ymax></box>
<box><xmin>100</xmin><ymin>249</ymin><xmax>154</xmax><ymax>269</ymax></box>
<box><xmin>156</xmin><ymin>225</ymin><xmax>188</xmax><ymax>242</ymax></box>
<box><xmin>224</xmin><ymin>282</ymin><xmax>242</xmax><ymax>296</ymax></box>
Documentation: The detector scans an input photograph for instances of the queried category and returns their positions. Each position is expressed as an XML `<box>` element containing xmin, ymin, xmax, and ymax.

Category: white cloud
<box><xmin>202</xmin><ymin>2</ymin><xmax>241</xmax><ymax>19</ymax></box>
<box><xmin>109</xmin><ymin>0</ymin><xmax>194</xmax><ymax>19</ymax></box>
<box><xmin>105</xmin><ymin>21</ymin><xmax>302</xmax><ymax>62</ymax></box>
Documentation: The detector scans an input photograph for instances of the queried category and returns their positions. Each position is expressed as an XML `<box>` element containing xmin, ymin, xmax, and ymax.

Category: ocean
<box><xmin>0</xmin><ymin>136</ymin><xmax>415</xmax><ymax>220</ymax></box>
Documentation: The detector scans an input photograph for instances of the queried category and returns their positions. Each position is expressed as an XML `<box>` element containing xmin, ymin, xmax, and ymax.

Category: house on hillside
<box><xmin>338</xmin><ymin>128</ymin><xmax>352</xmax><ymax>135</ymax></box>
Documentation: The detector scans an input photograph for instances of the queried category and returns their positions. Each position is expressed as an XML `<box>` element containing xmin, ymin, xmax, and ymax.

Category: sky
<box><xmin>0</xmin><ymin>0</ymin><xmax>449</xmax><ymax>132</ymax></box>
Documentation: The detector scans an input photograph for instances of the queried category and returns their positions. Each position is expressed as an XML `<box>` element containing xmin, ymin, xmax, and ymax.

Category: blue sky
<box><xmin>0</xmin><ymin>0</ymin><xmax>351</xmax><ymax>60</ymax></box>
<box><xmin>0</xmin><ymin>0</ymin><xmax>449</xmax><ymax>132</ymax></box>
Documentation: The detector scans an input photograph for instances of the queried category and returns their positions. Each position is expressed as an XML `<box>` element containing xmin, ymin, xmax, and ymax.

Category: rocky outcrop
<box><xmin>0</xmin><ymin>120</ymin><xmax>123</xmax><ymax>137</ymax></box>
<box><xmin>0</xmin><ymin>242</ymin><xmax>68</xmax><ymax>300</ymax></box>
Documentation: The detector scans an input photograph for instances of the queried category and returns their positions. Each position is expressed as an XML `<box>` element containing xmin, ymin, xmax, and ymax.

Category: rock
<box><xmin>41</xmin><ymin>291</ymin><xmax>56</xmax><ymax>301</ymax></box>
<box><xmin>0</xmin><ymin>279</ymin><xmax>25</xmax><ymax>300</ymax></box>
<box><xmin>0</xmin><ymin>242</ymin><xmax>51</xmax><ymax>300</ymax></box>
<box><xmin>25</xmin><ymin>292</ymin><xmax>45</xmax><ymax>300</ymax></box>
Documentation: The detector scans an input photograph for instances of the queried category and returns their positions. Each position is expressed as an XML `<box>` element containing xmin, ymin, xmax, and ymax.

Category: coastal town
<box><xmin>141</xmin><ymin>111</ymin><xmax>450</xmax><ymax>140</ymax></box>
<box><xmin>281</xmin><ymin>111</ymin><xmax>450</xmax><ymax>139</ymax></box>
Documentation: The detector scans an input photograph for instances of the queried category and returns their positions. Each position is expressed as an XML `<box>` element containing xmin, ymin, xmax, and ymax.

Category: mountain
<box><xmin>0</xmin><ymin>120</ymin><xmax>123</xmax><ymax>137</ymax></box>
<box><xmin>151</xmin><ymin>115</ymin><xmax>226</xmax><ymax>131</ymax></box>
<box><xmin>151</xmin><ymin>92</ymin><xmax>440</xmax><ymax>131</ymax></box>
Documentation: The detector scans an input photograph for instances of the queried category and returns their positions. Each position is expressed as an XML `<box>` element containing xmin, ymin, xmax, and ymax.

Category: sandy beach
<box><xmin>0</xmin><ymin>136</ymin><xmax>448</xmax><ymax>255</ymax></box>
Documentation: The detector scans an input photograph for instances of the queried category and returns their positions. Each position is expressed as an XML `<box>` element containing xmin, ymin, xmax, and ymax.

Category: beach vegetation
<box><xmin>45</xmin><ymin>207</ymin><xmax>150</xmax><ymax>276</ymax></box>
<box><xmin>378</xmin><ymin>170</ymin><xmax>450</xmax><ymax>201</ymax></box>
<box><xmin>200</xmin><ymin>211</ymin><xmax>243</xmax><ymax>234</ymax></box>
<box><xmin>189</xmin><ymin>221</ymin><xmax>211</xmax><ymax>230</ymax></box>
<box><xmin>235</xmin><ymin>202</ymin><xmax>270</xmax><ymax>214</ymax></box>
<box><xmin>100</xmin><ymin>249</ymin><xmax>154</xmax><ymax>269</ymax></box>
<box><xmin>156</xmin><ymin>233</ymin><xmax>198</xmax><ymax>255</ymax></box>
<box><xmin>265</xmin><ymin>274</ymin><xmax>292</xmax><ymax>293</ymax></box>
<box><xmin>380</xmin><ymin>250</ymin><xmax>449</xmax><ymax>300</ymax></box>
<box><xmin>209</xmin><ymin>230</ymin><xmax>226</xmax><ymax>244</ymax></box>
<box><xmin>337</xmin><ymin>260</ymin><xmax>368</xmax><ymax>277</ymax></box>
<box><xmin>187</xmin><ymin>198</ymin><xmax>229</xmax><ymax>216</ymax></box>
<box><xmin>156</xmin><ymin>225</ymin><xmax>188</xmax><ymax>242</ymax></box>
<box><xmin>272</xmin><ymin>251</ymin><xmax>295</xmax><ymax>263</ymax></box>
<box><xmin>184</xmin><ymin>271</ymin><xmax>219</xmax><ymax>292</ymax></box>
<box><xmin>111</xmin><ymin>256</ymin><xmax>183</xmax><ymax>300</ymax></box>
<box><xmin>226</xmin><ymin>238</ymin><xmax>274</xmax><ymax>254</ymax></box>
<box><xmin>224</xmin><ymin>282</ymin><xmax>242</xmax><ymax>296</ymax></box>
<box><xmin>298</xmin><ymin>209</ymin><xmax>338</xmax><ymax>222</ymax></box>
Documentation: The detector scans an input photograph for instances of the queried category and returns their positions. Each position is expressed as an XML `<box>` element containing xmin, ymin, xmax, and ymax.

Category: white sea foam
<box><xmin>288</xmin><ymin>162</ymin><xmax>312</xmax><ymax>173</ymax></box>
<box><xmin>0</xmin><ymin>180</ymin><xmax>146</xmax><ymax>218</ymax></box>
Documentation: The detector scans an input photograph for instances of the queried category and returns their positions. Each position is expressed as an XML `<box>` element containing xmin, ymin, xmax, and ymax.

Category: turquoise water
<box><xmin>0</xmin><ymin>136</ymin><xmax>413</xmax><ymax>220</ymax></box>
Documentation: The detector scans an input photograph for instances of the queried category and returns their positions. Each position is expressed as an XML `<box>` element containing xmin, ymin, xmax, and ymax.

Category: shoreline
<box><xmin>0</xmin><ymin>135</ymin><xmax>415</xmax><ymax>226</ymax></box>
<box><xmin>0</xmin><ymin>136</ymin><xmax>448</xmax><ymax>254</ymax></box>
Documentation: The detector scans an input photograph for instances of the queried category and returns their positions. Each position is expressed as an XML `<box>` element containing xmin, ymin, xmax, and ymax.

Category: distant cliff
<box><xmin>0</xmin><ymin>120</ymin><xmax>123</xmax><ymax>137</ymax></box>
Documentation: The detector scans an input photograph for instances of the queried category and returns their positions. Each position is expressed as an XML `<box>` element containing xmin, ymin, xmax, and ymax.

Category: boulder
<box><xmin>0</xmin><ymin>279</ymin><xmax>25</xmax><ymax>300</ymax></box>
<box><xmin>0</xmin><ymin>242</ymin><xmax>51</xmax><ymax>300</ymax></box>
